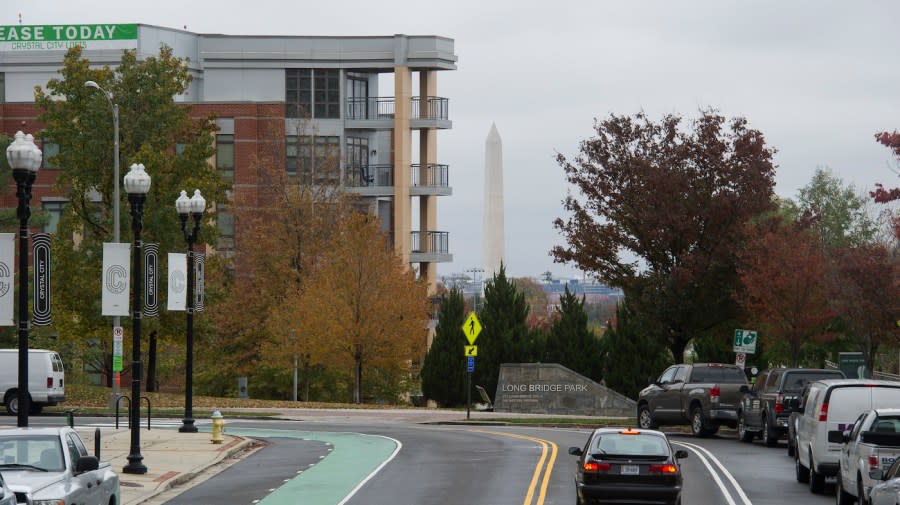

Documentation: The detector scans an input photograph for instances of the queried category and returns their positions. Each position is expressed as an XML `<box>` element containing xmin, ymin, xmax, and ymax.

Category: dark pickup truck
<box><xmin>638</xmin><ymin>363</ymin><xmax>749</xmax><ymax>437</ymax></box>
<box><xmin>737</xmin><ymin>368</ymin><xmax>846</xmax><ymax>446</ymax></box>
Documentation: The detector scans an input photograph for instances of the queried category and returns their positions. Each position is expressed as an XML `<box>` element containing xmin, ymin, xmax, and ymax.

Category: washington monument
<box><xmin>483</xmin><ymin>123</ymin><xmax>505</xmax><ymax>277</ymax></box>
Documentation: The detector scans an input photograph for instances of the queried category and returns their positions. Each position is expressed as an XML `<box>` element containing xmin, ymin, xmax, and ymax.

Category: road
<box><xmin>169</xmin><ymin>419</ymin><xmax>837</xmax><ymax>505</ymax></box>
<box><xmin>4</xmin><ymin>415</ymin><xmax>837</xmax><ymax>504</ymax></box>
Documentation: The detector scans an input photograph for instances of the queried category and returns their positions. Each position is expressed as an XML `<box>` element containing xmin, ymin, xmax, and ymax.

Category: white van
<box><xmin>794</xmin><ymin>379</ymin><xmax>900</xmax><ymax>494</ymax></box>
<box><xmin>0</xmin><ymin>349</ymin><xmax>66</xmax><ymax>415</ymax></box>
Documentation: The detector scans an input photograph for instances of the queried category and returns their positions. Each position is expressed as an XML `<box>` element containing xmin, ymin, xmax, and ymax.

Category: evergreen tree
<box><xmin>421</xmin><ymin>287</ymin><xmax>467</xmax><ymax>406</ymax></box>
<box><xmin>544</xmin><ymin>286</ymin><xmax>602</xmax><ymax>381</ymax></box>
<box><xmin>601</xmin><ymin>302</ymin><xmax>671</xmax><ymax>400</ymax></box>
<box><xmin>474</xmin><ymin>263</ymin><xmax>532</xmax><ymax>398</ymax></box>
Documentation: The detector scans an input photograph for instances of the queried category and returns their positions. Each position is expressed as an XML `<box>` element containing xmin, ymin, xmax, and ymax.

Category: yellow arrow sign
<box><xmin>465</xmin><ymin>345</ymin><xmax>478</xmax><ymax>357</ymax></box>
<box><xmin>462</xmin><ymin>311</ymin><xmax>482</xmax><ymax>345</ymax></box>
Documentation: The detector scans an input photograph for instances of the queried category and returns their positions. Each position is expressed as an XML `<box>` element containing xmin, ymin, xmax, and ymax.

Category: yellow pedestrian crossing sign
<box><xmin>465</xmin><ymin>345</ymin><xmax>478</xmax><ymax>357</ymax></box>
<box><xmin>462</xmin><ymin>311</ymin><xmax>482</xmax><ymax>345</ymax></box>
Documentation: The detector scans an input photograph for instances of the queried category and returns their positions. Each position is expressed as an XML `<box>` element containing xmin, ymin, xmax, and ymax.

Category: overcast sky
<box><xmin>11</xmin><ymin>1</ymin><xmax>900</xmax><ymax>281</ymax></box>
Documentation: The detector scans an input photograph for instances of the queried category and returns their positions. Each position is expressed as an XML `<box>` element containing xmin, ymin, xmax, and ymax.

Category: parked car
<box><xmin>0</xmin><ymin>427</ymin><xmax>119</xmax><ymax>505</ymax></box>
<box><xmin>737</xmin><ymin>367</ymin><xmax>846</xmax><ymax>446</ymax></box>
<box><xmin>0</xmin><ymin>348</ymin><xmax>66</xmax><ymax>415</ymax></box>
<box><xmin>868</xmin><ymin>457</ymin><xmax>900</xmax><ymax>505</ymax></box>
<box><xmin>832</xmin><ymin>409</ymin><xmax>900</xmax><ymax>505</ymax></box>
<box><xmin>793</xmin><ymin>379</ymin><xmax>900</xmax><ymax>494</ymax></box>
<box><xmin>568</xmin><ymin>427</ymin><xmax>687</xmax><ymax>505</ymax></box>
<box><xmin>0</xmin><ymin>472</ymin><xmax>14</xmax><ymax>505</ymax></box>
<box><xmin>638</xmin><ymin>363</ymin><xmax>748</xmax><ymax>437</ymax></box>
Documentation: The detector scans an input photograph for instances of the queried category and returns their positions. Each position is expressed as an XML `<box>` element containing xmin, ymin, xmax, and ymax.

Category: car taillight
<box><xmin>819</xmin><ymin>402</ymin><xmax>828</xmax><ymax>422</ymax></box>
<box><xmin>710</xmin><ymin>385</ymin><xmax>720</xmax><ymax>403</ymax></box>
<box><xmin>774</xmin><ymin>393</ymin><xmax>784</xmax><ymax>414</ymax></box>
<box><xmin>583</xmin><ymin>461</ymin><xmax>611</xmax><ymax>472</ymax></box>
<box><xmin>650</xmin><ymin>464</ymin><xmax>679</xmax><ymax>474</ymax></box>
<box><xmin>47</xmin><ymin>377</ymin><xmax>52</xmax><ymax>388</ymax></box>
<box><xmin>869</xmin><ymin>456</ymin><xmax>879</xmax><ymax>472</ymax></box>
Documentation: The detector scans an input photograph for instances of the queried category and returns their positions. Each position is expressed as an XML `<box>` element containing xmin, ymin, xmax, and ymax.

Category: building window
<box><xmin>287</xmin><ymin>135</ymin><xmax>339</xmax><ymax>183</ymax></box>
<box><xmin>216</xmin><ymin>134</ymin><xmax>234</xmax><ymax>180</ymax></box>
<box><xmin>286</xmin><ymin>69</ymin><xmax>312</xmax><ymax>118</ymax></box>
<box><xmin>42</xmin><ymin>201</ymin><xmax>65</xmax><ymax>233</ymax></box>
<box><xmin>286</xmin><ymin>69</ymin><xmax>339</xmax><ymax>119</ymax></box>
<box><xmin>314</xmin><ymin>70</ymin><xmax>339</xmax><ymax>119</ymax></box>
<box><xmin>217</xmin><ymin>209</ymin><xmax>234</xmax><ymax>253</ymax></box>
<box><xmin>41</xmin><ymin>140</ymin><xmax>61</xmax><ymax>169</ymax></box>
<box><xmin>346</xmin><ymin>137</ymin><xmax>369</xmax><ymax>185</ymax></box>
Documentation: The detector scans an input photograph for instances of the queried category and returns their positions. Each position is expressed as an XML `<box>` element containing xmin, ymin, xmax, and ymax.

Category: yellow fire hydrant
<box><xmin>211</xmin><ymin>410</ymin><xmax>225</xmax><ymax>444</ymax></box>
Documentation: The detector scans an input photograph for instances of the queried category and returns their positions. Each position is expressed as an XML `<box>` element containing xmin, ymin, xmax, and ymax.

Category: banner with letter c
<box><xmin>102</xmin><ymin>242</ymin><xmax>130</xmax><ymax>316</ymax></box>
<box><xmin>0</xmin><ymin>233</ymin><xmax>14</xmax><ymax>326</ymax></box>
<box><xmin>167</xmin><ymin>253</ymin><xmax>186</xmax><ymax>311</ymax></box>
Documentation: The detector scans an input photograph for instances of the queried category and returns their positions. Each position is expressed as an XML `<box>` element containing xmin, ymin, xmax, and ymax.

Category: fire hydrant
<box><xmin>211</xmin><ymin>410</ymin><xmax>225</xmax><ymax>444</ymax></box>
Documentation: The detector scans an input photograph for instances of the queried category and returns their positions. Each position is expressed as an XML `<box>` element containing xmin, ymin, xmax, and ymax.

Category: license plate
<box><xmin>621</xmin><ymin>465</ymin><xmax>640</xmax><ymax>475</ymax></box>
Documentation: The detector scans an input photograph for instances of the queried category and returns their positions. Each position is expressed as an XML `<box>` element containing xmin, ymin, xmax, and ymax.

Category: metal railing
<box><xmin>346</xmin><ymin>164</ymin><xmax>394</xmax><ymax>187</ymax></box>
<box><xmin>345</xmin><ymin>97</ymin><xmax>395</xmax><ymax>120</ymax></box>
<box><xmin>411</xmin><ymin>96</ymin><xmax>449</xmax><ymax>120</ymax></box>
<box><xmin>345</xmin><ymin>96</ymin><xmax>449</xmax><ymax>120</ymax></box>
<box><xmin>410</xmin><ymin>231</ymin><xmax>450</xmax><ymax>254</ymax></box>
<box><xmin>411</xmin><ymin>164</ymin><xmax>449</xmax><ymax>187</ymax></box>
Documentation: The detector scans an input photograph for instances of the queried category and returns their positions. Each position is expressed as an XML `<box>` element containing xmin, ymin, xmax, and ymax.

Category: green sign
<box><xmin>112</xmin><ymin>355</ymin><xmax>123</xmax><ymax>373</ymax></box>
<box><xmin>733</xmin><ymin>328</ymin><xmax>757</xmax><ymax>354</ymax></box>
<box><xmin>0</xmin><ymin>24</ymin><xmax>138</xmax><ymax>51</ymax></box>
<box><xmin>839</xmin><ymin>352</ymin><xmax>867</xmax><ymax>379</ymax></box>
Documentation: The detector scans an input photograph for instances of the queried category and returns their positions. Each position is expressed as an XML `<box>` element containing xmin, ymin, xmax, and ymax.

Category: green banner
<box><xmin>0</xmin><ymin>24</ymin><xmax>137</xmax><ymax>42</ymax></box>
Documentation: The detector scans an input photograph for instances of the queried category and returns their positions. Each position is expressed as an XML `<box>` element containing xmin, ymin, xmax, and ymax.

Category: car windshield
<box><xmin>0</xmin><ymin>435</ymin><xmax>65</xmax><ymax>472</ymax></box>
<box><xmin>594</xmin><ymin>433</ymin><xmax>669</xmax><ymax>458</ymax></box>
<box><xmin>783</xmin><ymin>372</ymin><xmax>844</xmax><ymax>392</ymax></box>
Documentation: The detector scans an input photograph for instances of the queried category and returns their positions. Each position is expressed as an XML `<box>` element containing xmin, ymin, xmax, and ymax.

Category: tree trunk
<box><xmin>353</xmin><ymin>343</ymin><xmax>362</xmax><ymax>404</ymax></box>
<box><xmin>106</xmin><ymin>352</ymin><xmax>113</xmax><ymax>387</ymax></box>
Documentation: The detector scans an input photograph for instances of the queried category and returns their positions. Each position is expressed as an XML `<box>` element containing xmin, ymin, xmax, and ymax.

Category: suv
<box><xmin>737</xmin><ymin>368</ymin><xmax>845</xmax><ymax>446</ymax></box>
<box><xmin>793</xmin><ymin>379</ymin><xmax>900</xmax><ymax>494</ymax></box>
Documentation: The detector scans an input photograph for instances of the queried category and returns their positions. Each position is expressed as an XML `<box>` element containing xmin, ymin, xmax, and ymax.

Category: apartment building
<box><xmin>0</xmin><ymin>23</ymin><xmax>456</xmax><ymax>291</ymax></box>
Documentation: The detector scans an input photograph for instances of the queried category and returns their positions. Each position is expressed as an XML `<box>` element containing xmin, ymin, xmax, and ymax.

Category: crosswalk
<box><xmin>79</xmin><ymin>419</ymin><xmax>211</xmax><ymax>429</ymax></box>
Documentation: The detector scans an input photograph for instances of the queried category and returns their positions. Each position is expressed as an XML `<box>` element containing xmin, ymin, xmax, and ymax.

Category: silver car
<box><xmin>0</xmin><ymin>471</ymin><xmax>15</xmax><ymax>505</ymax></box>
<box><xmin>870</xmin><ymin>458</ymin><xmax>900</xmax><ymax>505</ymax></box>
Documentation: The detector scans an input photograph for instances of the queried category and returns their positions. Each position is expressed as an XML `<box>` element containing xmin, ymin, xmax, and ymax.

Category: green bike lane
<box><xmin>225</xmin><ymin>427</ymin><xmax>400</xmax><ymax>505</ymax></box>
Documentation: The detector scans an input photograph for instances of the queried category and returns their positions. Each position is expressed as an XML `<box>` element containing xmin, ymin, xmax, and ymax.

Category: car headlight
<box><xmin>33</xmin><ymin>500</ymin><xmax>65</xmax><ymax>505</ymax></box>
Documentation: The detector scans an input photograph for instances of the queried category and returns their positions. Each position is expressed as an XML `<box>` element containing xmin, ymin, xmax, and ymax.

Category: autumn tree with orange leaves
<box><xmin>270</xmin><ymin>212</ymin><xmax>428</xmax><ymax>403</ymax></box>
<box><xmin>735</xmin><ymin>217</ymin><xmax>836</xmax><ymax>367</ymax></box>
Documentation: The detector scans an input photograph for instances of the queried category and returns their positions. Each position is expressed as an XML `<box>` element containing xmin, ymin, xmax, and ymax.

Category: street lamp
<box><xmin>123</xmin><ymin>163</ymin><xmax>150</xmax><ymax>475</ymax></box>
<box><xmin>5</xmin><ymin>131</ymin><xmax>41</xmax><ymax>428</ymax></box>
<box><xmin>176</xmin><ymin>189</ymin><xmax>205</xmax><ymax>433</ymax></box>
<box><xmin>85</xmin><ymin>80</ymin><xmax>123</xmax><ymax>401</ymax></box>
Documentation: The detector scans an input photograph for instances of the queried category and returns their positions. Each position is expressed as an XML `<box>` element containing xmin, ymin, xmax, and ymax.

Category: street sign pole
<box><xmin>466</xmin><ymin>368</ymin><xmax>471</xmax><ymax>420</ymax></box>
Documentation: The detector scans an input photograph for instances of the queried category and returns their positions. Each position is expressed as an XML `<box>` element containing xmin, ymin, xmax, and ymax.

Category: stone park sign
<box><xmin>493</xmin><ymin>363</ymin><xmax>635</xmax><ymax>417</ymax></box>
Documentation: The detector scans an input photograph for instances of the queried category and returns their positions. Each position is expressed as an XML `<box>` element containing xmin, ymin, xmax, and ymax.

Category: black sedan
<box><xmin>568</xmin><ymin>427</ymin><xmax>687</xmax><ymax>505</ymax></box>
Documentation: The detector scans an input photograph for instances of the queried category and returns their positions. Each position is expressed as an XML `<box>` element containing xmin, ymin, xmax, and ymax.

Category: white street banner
<box><xmin>167</xmin><ymin>253</ymin><xmax>186</xmax><ymax>311</ymax></box>
<box><xmin>102</xmin><ymin>243</ymin><xmax>130</xmax><ymax>316</ymax></box>
<box><xmin>0</xmin><ymin>233</ymin><xmax>14</xmax><ymax>326</ymax></box>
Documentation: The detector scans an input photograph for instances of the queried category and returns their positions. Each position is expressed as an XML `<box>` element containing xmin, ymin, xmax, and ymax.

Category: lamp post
<box><xmin>123</xmin><ymin>163</ymin><xmax>150</xmax><ymax>475</ymax></box>
<box><xmin>85</xmin><ymin>80</ymin><xmax>123</xmax><ymax>402</ymax></box>
<box><xmin>176</xmin><ymin>189</ymin><xmax>205</xmax><ymax>433</ymax></box>
<box><xmin>5</xmin><ymin>131</ymin><xmax>41</xmax><ymax>428</ymax></box>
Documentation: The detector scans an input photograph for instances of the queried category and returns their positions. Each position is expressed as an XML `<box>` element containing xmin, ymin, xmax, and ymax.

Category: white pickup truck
<box><xmin>832</xmin><ymin>408</ymin><xmax>900</xmax><ymax>505</ymax></box>
<box><xmin>0</xmin><ymin>426</ymin><xmax>120</xmax><ymax>505</ymax></box>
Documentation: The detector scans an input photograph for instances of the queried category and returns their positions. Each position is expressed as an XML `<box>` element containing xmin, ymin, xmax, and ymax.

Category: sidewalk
<box><xmin>77</xmin><ymin>427</ymin><xmax>252</xmax><ymax>505</ymax></box>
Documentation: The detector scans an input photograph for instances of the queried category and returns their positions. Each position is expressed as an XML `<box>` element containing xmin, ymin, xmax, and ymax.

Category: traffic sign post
<box><xmin>735</xmin><ymin>351</ymin><xmax>746</xmax><ymax>367</ymax></box>
<box><xmin>733</xmin><ymin>329</ymin><xmax>757</xmax><ymax>354</ymax></box>
<box><xmin>462</xmin><ymin>312</ymin><xmax>482</xmax><ymax>420</ymax></box>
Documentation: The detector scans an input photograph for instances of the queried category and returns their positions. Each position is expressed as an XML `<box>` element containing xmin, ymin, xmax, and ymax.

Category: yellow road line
<box><xmin>473</xmin><ymin>430</ymin><xmax>559</xmax><ymax>505</ymax></box>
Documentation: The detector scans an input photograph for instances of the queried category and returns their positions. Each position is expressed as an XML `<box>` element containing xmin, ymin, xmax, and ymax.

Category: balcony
<box><xmin>345</xmin><ymin>97</ymin><xmax>451</xmax><ymax>130</ymax></box>
<box><xmin>411</xmin><ymin>164</ymin><xmax>451</xmax><ymax>196</ymax></box>
<box><xmin>344</xmin><ymin>164</ymin><xmax>394</xmax><ymax>197</ymax></box>
<box><xmin>410</xmin><ymin>231</ymin><xmax>452</xmax><ymax>263</ymax></box>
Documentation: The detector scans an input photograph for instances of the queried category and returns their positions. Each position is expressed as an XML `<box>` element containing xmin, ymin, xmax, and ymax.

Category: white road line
<box><xmin>336</xmin><ymin>434</ymin><xmax>402</xmax><ymax>505</ymax></box>
<box><xmin>674</xmin><ymin>441</ymin><xmax>753</xmax><ymax>505</ymax></box>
